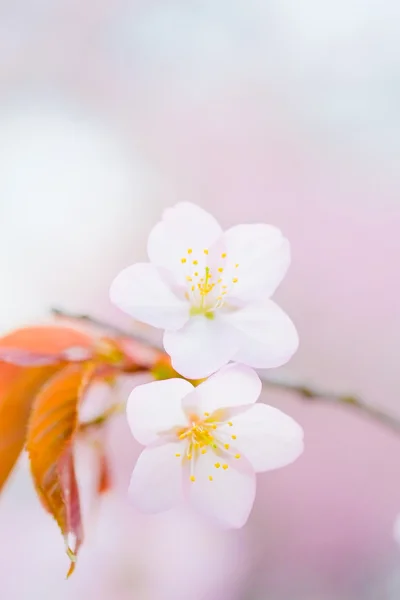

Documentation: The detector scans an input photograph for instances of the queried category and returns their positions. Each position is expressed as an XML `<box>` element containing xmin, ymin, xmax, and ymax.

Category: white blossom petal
<box><xmin>186</xmin><ymin>449</ymin><xmax>256</xmax><ymax>528</ymax></box>
<box><xmin>129</xmin><ymin>442</ymin><xmax>184</xmax><ymax>513</ymax></box>
<box><xmin>220</xmin><ymin>403</ymin><xmax>304</xmax><ymax>472</ymax></box>
<box><xmin>228</xmin><ymin>299</ymin><xmax>299</xmax><ymax>369</ymax></box>
<box><xmin>185</xmin><ymin>363</ymin><xmax>262</xmax><ymax>415</ymax></box>
<box><xmin>147</xmin><ymin>202</ymin><xmax>222</xmax><ymax>283</ymax></box>
<box><xmin>127</xmin><ymin>378</ymin><xmax>194</xmax><ymax>445</ymax></box>
<box><xmin>110</xmin><ymin>262</ymin><xmax>189</xmax><ymax>330</ymax></box>
<box><xmin>163</xmin><ymin>316</ymin><xmax>238</xmax><ymax>379</ymax></box>
<box><xmin>220</xmin><ymin>224</ymin><xmax>291</xmax><ymax>303</ymax></box>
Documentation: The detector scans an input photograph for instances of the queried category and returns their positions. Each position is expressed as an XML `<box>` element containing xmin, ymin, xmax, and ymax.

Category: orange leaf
<box><xmin>0</xmin><ymin>325</ymin><xmax>93</xmax><ymax>355</ymax></box>
<box><xmin>0</xmin><ymin>325</ymin><xmax>93</xmax><ymax>366</ymax></box>
<box><xmin>26</xmin><ymin>363</ymin><xmax>94</xmax><ymax>576</ymax></box>
<box><xmin>0</xmin><ymin>326</ymin><xmax>94</xmax><ymax>491</ymax></box>
<box><xmin>0</xmin><ymin>364</ymin><xmax>60</xmax><ymax>491</ymax></box>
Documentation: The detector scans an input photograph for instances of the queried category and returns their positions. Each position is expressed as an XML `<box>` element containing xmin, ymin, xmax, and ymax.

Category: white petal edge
<box><xmin>220</xmin><ymin>223</ymin><xmax>291</xmax><ymax>303</ymax></box>
<box><xmin>220</xmin><ymin>403</ymin><xmax>304</xmax><ymax>472</ymax></box>
<box><xmin>127</xmin><ymin>378</ymin><xmax>194</xmax><ymax>445</ymax></box>
<box><xmin>163</xmin><ymin>316</ymin><xmax>238</xmax><ymax>379</ymax></box>
<box><xmin>129</xmin><ymin>442</ymin><xmax>185</xmax><ymax>513</ymax></box>
<box><xmin>186</xmin><ymin>363</ymin><xmax>262</xmax><ymax>415</ymax></box>
<box><xmin>393</xmin><ymin>513</ymin><xmax>400</xmax><ymax>546</ymax></box>
<box><xmin>228</xmin><ymin>299</ymin><xmax>299</xmax><ymax>369</ymax></box>
<box><xmin>110</xmin><ymin>262</ymin><xmax>189</xmax><ymax>330</ymax></box>
<box><xmin>186</xmin><ymin>449</ymin><xmax>256</xmax><ymax>528</ymax></box>
<box><xmin>147</xmin><ymin>203</ymin><xmax>223</xmax><ymax>283</ymax></box>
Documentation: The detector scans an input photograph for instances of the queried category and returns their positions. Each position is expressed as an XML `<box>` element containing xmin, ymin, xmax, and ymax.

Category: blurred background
<box><xmin>1</xmin><ymin>1</ymin><xmax>400</xmax><ymax>598</ymax></box>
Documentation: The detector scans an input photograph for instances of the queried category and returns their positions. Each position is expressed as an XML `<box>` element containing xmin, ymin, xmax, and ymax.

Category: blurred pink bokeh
<box><xmin>0</xmin><ymin>1</ymin><xmax>399</xmax><ymax>599</ymax></box>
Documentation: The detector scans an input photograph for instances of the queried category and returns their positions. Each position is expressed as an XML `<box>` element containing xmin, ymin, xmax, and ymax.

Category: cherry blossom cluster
<box><xmin>110</xmin><ymin>202</ymin><xmax>304</xmax><ymax>527</ymax></box>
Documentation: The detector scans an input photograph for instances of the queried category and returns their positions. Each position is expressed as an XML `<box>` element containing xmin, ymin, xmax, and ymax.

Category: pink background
<box><xmin>0</xmin><ymin>1</ymin><xmax>399</xmax><ymax>598</ymax></box>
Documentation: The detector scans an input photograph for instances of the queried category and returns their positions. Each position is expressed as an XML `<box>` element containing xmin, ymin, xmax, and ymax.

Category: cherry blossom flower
<box><xmin>110</xmin><ymin>202</ymin><xmax>298</xmax><ymax>379</ymax></box>
<box><xmin>126</xmin><ymin>364</ymin><xmax>304</xmax><ymax>528</ymax></box>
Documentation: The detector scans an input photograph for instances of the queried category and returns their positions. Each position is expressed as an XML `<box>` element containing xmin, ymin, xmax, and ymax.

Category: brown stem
<box><xmin>52</xmin><ymin>307</ymin><xmax>400</xmax><ymax>436</ymax></box>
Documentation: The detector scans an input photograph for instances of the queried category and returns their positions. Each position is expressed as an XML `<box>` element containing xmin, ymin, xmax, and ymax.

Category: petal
<box><xmin>110</xmin><ymin>262</ymin><xmax>189</xmax><ymax>330</ymax></box>
<box><xmin>220</xmin><ymin>403</ymin><xmax>304</xmax><ymax>472</ymax></box>
<box><xmin>163</xmin><ymin>316</ymin><xmax>238</xmax><ymax>379</ymax></box>
<box><xmin>228</xmin><ymin>299</ymin><xmax>299</xmax><ymax>369</ymax></box>
<box><xmin>218</xmin><ymin>224</ymin><xmax>291</xmax><ymax>303</ymax></box>
<box><xmin>127</xmin><ymin>378</ymin><xmax>194</xmax><ymax>445</ymax></box>
<box><xmin>186</xmin><ymin>449</ymin><xmax>256</xmax><ymax>528</ymax></box>
<box><xmin>129</xmin><ymin>442</ymin><xmax>184</xmax><ymax>513</ymax></box>
<box><xmin>186</xmin><ymin>363</ymin><xmax>261</xmax><ymax>415</ymax></box>
<box><xmin>147</xmin><ymin>203</ymin><xmax>222</xmax><ymax>283</ymax></box>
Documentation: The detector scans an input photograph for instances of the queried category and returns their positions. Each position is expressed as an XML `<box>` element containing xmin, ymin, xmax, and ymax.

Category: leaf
<box><xmin>58</xmin><ymin>450</ymin><xmax>83</xmax><ymax>578</ymax></box>
<box><xmin>0</xmin><ymin>364</ymin><xmax>60</xmax><ymax>491</ymax></box>
<box><xmin>26</xmin><ymin>363</ymin><xmax>94</xmax><ymax>576</ymax></box>
<box><xmin>0</xmin><ymin>326</ymin><xmax>94</xmax><ymax>491</ymax></box>
<box><xmin>0</xmin><ymin>325</ymin><xmax>93</xmax><ymax>355</ymax></box>
<box><xmin>0</xmin><ymin>348</ymin><xmax>65</xmax><ymax>366</ymax></box>
<box><xmin>97</xmin><ymin>448</ymin><xmax>112</xmax><ymax>495</ymax></box>
<box><xmin>0</xmin><ymin>325</ymin><xmax>93</xmax><ymax>366</ymax></box>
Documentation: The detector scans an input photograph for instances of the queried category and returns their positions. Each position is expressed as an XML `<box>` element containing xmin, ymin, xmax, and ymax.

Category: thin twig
<box><xmin>52</xmin><ymin>307</ymin><xmax>400</xmax><ymax>436</ymax></box>
<box><xmin>262</xmin><ymin>376</ymin><xmax>400</xmax><ymax>434</ymax></box>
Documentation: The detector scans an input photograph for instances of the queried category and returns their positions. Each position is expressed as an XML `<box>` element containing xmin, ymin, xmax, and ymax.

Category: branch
<box><xmin>52</xmin><ymin>308</ymin><xmax>400</xmax><ymax>436</ymax></box>
<box><xmin>262</xmin><ymin>375</ymin><xmax>400</xmax><ymax>434</ymax></box>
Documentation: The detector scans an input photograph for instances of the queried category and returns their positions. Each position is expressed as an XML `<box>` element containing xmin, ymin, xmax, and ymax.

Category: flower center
<box><xmin>175</xmin><ymin>411</ymin><xmax>241</xmax><ymax>483</ymax></box>
<box><xmin>180</xmin><ymin>248</ymin><xmax>239</xmax><ymax>316</ymax></box>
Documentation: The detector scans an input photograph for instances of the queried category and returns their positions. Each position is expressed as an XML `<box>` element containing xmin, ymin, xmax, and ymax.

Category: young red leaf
<box><xmin>58</xmin><ymin>450</ymin><xmax>83</xmax><ymax>578</ymax></box>
<box><xmin>97</xmin><ymin>448</ymin><xmax>112</xmax><ymax>495</ymax></box>
<box><xmin>26</xmin><ymin>363</ymin><xmax>95</xmax><ymax>576</ymax></box>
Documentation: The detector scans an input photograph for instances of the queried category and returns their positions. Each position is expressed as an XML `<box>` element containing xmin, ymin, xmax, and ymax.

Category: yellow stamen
<box><xmin>224</xmin><ymin>443</ymin><xmax>230</xmax><ymax>450</ymax></box>
<box><xmin>211</xmin><ymin>424</ymin><xmax>217</xmax><ymax>430</ymax></box>
<box><xmin>187</xmin><ymin>248</ymin><xmax>192</xmax><ymax>254</ymax></box>
<box><xmin>204</xmin><ymin>412</ymin><xmax>210</xmax><ymax>417</ymax></box>
<box><xmin>232</xmin><ymin>277</ymin><xmax>238</xmax><ymax>283</ymax></box>
<box><xmin>187</xmin><ymin>454</ymin><xmax>192</xmax><ymax>460</ymax></box>
<box><xmin>204</xmin><ymin>249</ymin><xmax>209</xmax><ymax>255</ymax></box>
<box><xmin>228</xmin><ymin>422</ymin><xmax>233</xmax><ymax>427</ymax></box>
<box><xmin>215</xmin><ymin>463</ymin><xmax>221</xmax><ymax>469</ymax></box>
<box><xmin>190</xmin><ymin>475</ymin><xmax>196</xmax><ymax>482</ymax></box>
<box><xmin>193</xmin><ymin>260</ymin><xmax>198</xmax><ymax>265</ymax></box>
<box><xmin>209</xmin><ymin>475</ymin><xmax>213</xmax><ymax>481</ymax></box>
<box><xmin>235</xmin><ymin>454</ymin><xmax>241</xmax><ymax>459</ymax></box>
<box><xmin>201</xmin><ymin>449</ymin><xmax>207</xmax><ymax>454</ymax></box>
<box><xmin>218</xmin><ymin>267</ymin><xmax>223</xmax><ymax>273</ymax></box>
<box><xmin>231</xmin><ymin>435</ymin><xmax>237</xmax><ymax>440</ymax></box>
<box><xmin>221</xmin><ymin>253</ymin><xmax>227</xmax><ymax>258</ymax></box>
<box><xmin>181</xmin><ymin>257</ymin><xmax>187</xmax><ymax>263</ymax></box>
<box><xmin>175</xmin><ymin>453</ymin><xmax>181</xmax><ymax>457</ymax></box>
<box><xmin>194</xmin><ymin>272</ymin><xmax>199</xmax><ymax>276</ymax></box>
<box><xmin>222</xmin><ymin>464</ymin><xmax>228</xmax><ymax>470</ymax></box>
